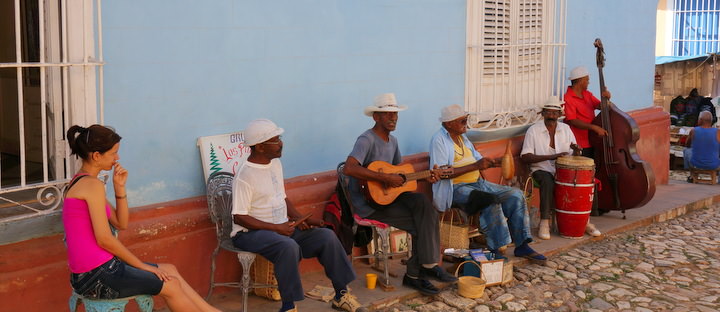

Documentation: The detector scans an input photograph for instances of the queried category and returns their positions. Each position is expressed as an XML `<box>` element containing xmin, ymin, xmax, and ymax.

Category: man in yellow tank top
<box><xmin>430</xmin><ymin>105</ymin><xmax>546</xmax><ymax>264</ymax></box>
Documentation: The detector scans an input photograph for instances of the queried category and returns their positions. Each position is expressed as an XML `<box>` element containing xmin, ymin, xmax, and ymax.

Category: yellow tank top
<box><xmin>453</xmin><ymin>140</ymin><xmax>480</xmax><ymax>184</ymax></box>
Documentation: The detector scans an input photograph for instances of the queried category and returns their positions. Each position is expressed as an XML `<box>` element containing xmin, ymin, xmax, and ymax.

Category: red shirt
<box><xmin>563</xmin><ymin>86</ymin><xmax>601</xmax><ymax>148</ymax></box>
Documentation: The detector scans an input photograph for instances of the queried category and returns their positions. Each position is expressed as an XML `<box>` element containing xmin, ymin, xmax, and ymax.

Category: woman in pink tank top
<box><xmin>63</xmin><ymin>125</ymin><xmax>219</xmax><ymax>311</ymax></box>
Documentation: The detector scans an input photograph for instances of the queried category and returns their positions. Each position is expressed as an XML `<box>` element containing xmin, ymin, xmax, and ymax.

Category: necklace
<box><xmin>454</xmin><ymin>137</ymin><xmax>465</xmax><ymax>157</ymax></box>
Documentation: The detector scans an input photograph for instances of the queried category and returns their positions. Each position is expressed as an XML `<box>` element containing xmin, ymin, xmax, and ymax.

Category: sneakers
<box><xmin>420</xmin><ymin>265</ymin><xmax>458</xmax><ymax>282</ymax></box>
<box><xmin>538</xmin><ymin>219</ymin><xmax>551</xmax><ymax>240</ymax></box>
<box><xmin>586</xmin><ymin>223</ymin><xmax>601</xmax><ymax>237</ymax></box>
<box><xmin>330</xmin><ymin>291</ymin><xmax>368</xmax><ymax>312</ymax></box>
<box><xmin>402</xmin><ymin>274</ymin><xmax>439</xmax><ymax>295</ymax></box>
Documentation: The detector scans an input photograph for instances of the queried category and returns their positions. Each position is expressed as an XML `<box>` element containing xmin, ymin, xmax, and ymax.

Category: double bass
<box><xmin>588</xmin><ymin>38</ymin><xmax>655</xmax><ymax>214</ymax></box>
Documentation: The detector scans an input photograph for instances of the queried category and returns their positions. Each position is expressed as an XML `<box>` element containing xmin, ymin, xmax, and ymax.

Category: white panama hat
<box><xmin>364</xmin><ymin>93</ymin><xmax>408</xmax><ymax>117</ymax></box>
<box><xmin>568</xmin><ymin>66</ymin><xmax>590</xmax><ymax>81</ymax></box>
<box><xmin>540</xmin><ymin>97</ymin><xmax>564</xmax><ymax>111</ymax></box>
<box><xmin>243</xmin><ymin>119</ymin><xmax>284</xmax><ymax>146</ymax></box>
<box><xmin>439</xmin><ymin>104</ymin><xmax>468</xmax><ymax>122</ymax></box>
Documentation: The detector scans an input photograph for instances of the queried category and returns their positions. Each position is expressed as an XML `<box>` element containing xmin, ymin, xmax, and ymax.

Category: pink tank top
<box><xmin>62</xmin><ymin>177</ymin><xmax>114</xmax><ymax>273</ymax></box>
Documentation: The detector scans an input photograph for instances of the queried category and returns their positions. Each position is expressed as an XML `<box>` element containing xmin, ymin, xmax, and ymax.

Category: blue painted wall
<box><xmin>102</xmin><ymin>0</ymin><xmax>657</xmax><ymax>206</ymax></box>
<box><xmin>564</xmin><ymin>0</ymin><xmax>658</xmax><ymax>111</ymax></box>
<box><xmin>103</xmin><ymin>1</ymin><xmax>466</xmax><ymax>205</ymax></box>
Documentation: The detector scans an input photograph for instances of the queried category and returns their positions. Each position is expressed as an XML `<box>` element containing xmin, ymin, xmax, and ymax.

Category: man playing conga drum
<box><xmin>521</xmin><ymin>98</ymin><xmax>601</xmax><ymax>239</ymax></box>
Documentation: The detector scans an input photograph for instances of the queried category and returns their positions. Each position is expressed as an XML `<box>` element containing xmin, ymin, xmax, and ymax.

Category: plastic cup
<box><xmin>366</xmin><ymin>273</ymin><xmax>378</xmax><ymax>289</ymax></box>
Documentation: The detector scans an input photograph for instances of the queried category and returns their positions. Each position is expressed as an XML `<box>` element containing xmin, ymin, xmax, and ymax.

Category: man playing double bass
<box><xmin>563</xmin><ymin>66</ymin><xmax>611</xmax><ymax>223</ymax></box>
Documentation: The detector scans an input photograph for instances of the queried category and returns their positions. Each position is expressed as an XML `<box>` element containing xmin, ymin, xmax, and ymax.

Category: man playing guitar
<box><xmin>343</xmin><ymin>93</ymin><xmax>456</xmax><ymax>296</ymax></box>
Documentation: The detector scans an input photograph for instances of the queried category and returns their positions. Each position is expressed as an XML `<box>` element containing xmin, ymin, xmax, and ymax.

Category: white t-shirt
<box><xmin>521</xmin><ymin>121</ymin><xmax>577</xmax><ymax>175</ymax></box>
<box><xmin>231</xmin><ymin>158</ymin><xmax>288</xmax><ymax>236</ymax></box>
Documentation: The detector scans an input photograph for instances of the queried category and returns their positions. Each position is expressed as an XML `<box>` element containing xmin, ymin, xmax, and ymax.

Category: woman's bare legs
<box><xmin>159</xmin><ymin>263</ymin><xmax>221</xmax><ymax>312</ymax></box>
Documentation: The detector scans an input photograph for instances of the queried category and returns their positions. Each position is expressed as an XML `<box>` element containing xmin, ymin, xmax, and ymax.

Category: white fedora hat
<box><xmin>244</xmin><ymin>119</ymin><xmax>284</xmax><ymax>146</ymax></box>
<box><xmin>439</xmin><ymin>104</ymin><xmax>468</xmax><ymax>122</ymax></box>
<box><xmin>539</xmin><ymin>97</ymin><xmax>564</xmax><ymax>111</ymax></box>
<box><xmin>364</xmin><ymin>93</ymin><xmax>408</xmax><ymax>117</ymax></box>
<box><xmin>568</xmin><ymin>66</ymin><xmax>590</xmax><ymax>81</ymax></box>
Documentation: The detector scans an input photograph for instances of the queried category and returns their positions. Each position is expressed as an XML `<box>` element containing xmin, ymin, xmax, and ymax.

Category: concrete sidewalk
<box><xmin>206</xmin><ymin>180</ymin><xmax>720</xmax><ymax>312</ymax></box>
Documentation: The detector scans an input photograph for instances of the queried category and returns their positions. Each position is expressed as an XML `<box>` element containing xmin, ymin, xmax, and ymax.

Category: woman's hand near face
<box><xmin>113</xmin><ymin>162</ymin><xmax>128</xmax><ymax>188</ymax></box>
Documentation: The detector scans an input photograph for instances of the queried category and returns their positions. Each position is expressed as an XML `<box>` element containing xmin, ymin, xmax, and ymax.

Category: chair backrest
<box><xmin>336</xmin><ymin>162</ymin><xmax>350</xmax><ymax>200</ymax></box>
<box><xmin>206</xmin><ymin>172</ymin><xmax>236</xmax><ymax>241</ymax></box>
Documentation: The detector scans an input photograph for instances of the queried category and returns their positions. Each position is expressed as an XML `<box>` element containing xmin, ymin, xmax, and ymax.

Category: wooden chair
<box><xmin>205</xmin><ymin>172</ymin><xmax>277</xmax><ymax>312</ymax></box>
<box><xmin>690</xmin><ymin>168</ymin><xmax>719</xmax><ymax>185</ymax></box>
<box><xmin>337</xmin><ymin>162</ymin><xmax>408</xmax><ymax>291</ymax></box>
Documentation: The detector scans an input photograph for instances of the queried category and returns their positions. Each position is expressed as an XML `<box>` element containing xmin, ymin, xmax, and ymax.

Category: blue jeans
<box><xmin>70</xmin><ymin>257</ymin><xmax>163</xmax><ymax>299</ymax></box>
<box><xmin>232</xmin><ymin>227</ymin><xmax>355</xmax><ymax>302</ymax></box>
<box><xmin>453</xmin><ymin>180</ymin><xmax>532</xmax><ymax>250</ymax></box>
<box><xmin>684</xmin><ymin>148</ymin><xmax>692</xmax><ymax>169</ymax></box>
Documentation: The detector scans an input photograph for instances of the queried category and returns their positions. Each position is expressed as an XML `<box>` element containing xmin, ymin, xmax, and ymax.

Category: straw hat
<box><xmin>439</xmin><ymin>104</ymin><xmax>469</xmax><ymax>122</ymax></box>
<box><xmin>539</xmin><ymin>97</ymin><xmax>564</xmax><ymax>111</ymax></box>
<box><xmin>364</xmin><ymin>93</ymin><xmax>408</xmax><ymax>117</ymax></box>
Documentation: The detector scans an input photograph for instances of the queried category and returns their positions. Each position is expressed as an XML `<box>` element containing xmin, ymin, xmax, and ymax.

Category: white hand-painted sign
<box><xmin>197</xmin><ymin>131</ymin><xmax>251</xmax><ymax>184</ymax></box>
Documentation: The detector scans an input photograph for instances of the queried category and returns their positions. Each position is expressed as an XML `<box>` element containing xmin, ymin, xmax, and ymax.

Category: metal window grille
<box><xmin>672</xmin><ymin>0</ymin><xmax>720</xmax><ymax>56</ymax></box>
<box><xmin>0</xmin><ymin>0</ymin><xmax>103</xmax><ymax>222</ymax></box>
<box><xmin>465</xmin><ymin>0</ymin><xmax>566</xmax><ymax>129</ymax></box>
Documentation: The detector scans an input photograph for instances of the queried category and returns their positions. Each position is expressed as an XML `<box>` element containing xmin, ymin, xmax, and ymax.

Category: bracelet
<box><xmin>115</xmin><ymin>194</ymin><xmax>127</xmax><ymax>199</ymax></box>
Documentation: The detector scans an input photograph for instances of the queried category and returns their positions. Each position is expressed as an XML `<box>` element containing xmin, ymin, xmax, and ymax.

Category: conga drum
<box><xmin>554</xmin><ymin>156</ymin><xmax>595</xmax><ymax>238</ymax></box>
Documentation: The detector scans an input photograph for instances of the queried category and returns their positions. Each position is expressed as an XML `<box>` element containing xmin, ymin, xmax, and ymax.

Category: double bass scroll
<box><xmin>588</xmin><ymin>38</ymin><xmax>655</xmax><ymax>213</ymax></box>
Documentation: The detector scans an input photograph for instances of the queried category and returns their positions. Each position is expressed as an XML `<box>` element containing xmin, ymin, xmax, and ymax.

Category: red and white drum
<box><xmin>554</xmin><ymin>156</ymin><xmax>595</xmax><ymax>238</ymax></box>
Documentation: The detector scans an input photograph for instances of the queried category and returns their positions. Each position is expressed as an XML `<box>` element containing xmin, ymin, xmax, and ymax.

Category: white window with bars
<box><xmin>0</xmin><ymin>0</ymin><xmax>103</xmax><ymax>223</ymax></box>
<box><xmin>465</xmin><ymin>0</ymin><xmax>566</xmax><ymax>129</ymax></box>
<box><xmin>672</xmin><ymin>0</ymin><xmax>720</xmax><ymax>56</ymax></box>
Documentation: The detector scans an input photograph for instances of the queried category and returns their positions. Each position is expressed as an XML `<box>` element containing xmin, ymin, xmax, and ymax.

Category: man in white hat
<box><xmin>564</xmin><ymin>66</ymin><xmax>611</xmax><ymax>221</ymax></box>
<box><xmin>520</xmin><ymin>98</ymin><xmax>599</xmax><ymax>240</ymax></box>
<box><xmin>429</xmin><ymin>104</ymin><xmax>546</xmax><ymax>264</ymax></box>
<box><xmin>231</xmin><ymin>119</ymin><xmax>366</xmax><ymax>312</ymax></box>
<box><xmin>343</xmin><ymin>93</ymin><xmax>456</xmax><ymax>296</ymax></box>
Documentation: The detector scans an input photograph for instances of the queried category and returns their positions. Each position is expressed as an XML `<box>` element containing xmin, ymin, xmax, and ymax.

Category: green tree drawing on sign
<box><xmin>209</xmin><ymin>143</ymin><xmax>222</xmax><ymax>174</ymax></box>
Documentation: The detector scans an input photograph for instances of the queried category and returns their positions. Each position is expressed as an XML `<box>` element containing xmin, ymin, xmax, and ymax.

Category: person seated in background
<box><xmin>231</xmin><ymin>119</ymin><xmax>365</xmax><ymax>312</ymax></box>
<box><xmin>683</xmin><ymin>111</ymin><xmax>720</xmax><ymax>182</ymax></box>
<box><xmin>520</xmin><ymin>98</ymin><xmax>601</xmax><ymax>239</ymax></box>
<box><xmin>429</xmin><ymin>104</ymin><xmax>546</xmax><ymax>264</ymax></box>
<box><xmin>685</xmin><ymin>88</ymin><xmax>717</xmax><ymax>126</ymax></box>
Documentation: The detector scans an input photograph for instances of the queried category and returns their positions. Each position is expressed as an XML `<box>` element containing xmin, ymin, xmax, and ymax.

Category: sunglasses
<box><xmin>262</xmin><ymin>136</ymin><xmax>283</xmax><ymax>145</ymax></box>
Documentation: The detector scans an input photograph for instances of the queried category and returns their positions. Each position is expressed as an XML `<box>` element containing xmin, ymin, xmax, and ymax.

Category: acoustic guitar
<box><xmin>363</xmin><ymin>161</ymin><xmax>451</xmax><ymax>205</ymax></box>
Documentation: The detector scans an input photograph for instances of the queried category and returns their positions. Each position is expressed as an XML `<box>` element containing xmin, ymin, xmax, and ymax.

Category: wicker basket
<box><xmin>250</xmin><ymin>255</ymin><xmax>281</xmax><ymax>301</ymax></box>
<box><xmin>454</xmin><ymin>260</ymin><xmax>486</xmax><ymax>299</ymax></box>
<box><xmin>439</xmin><ymin>209</ymin><xmax>470</xmax><ymax>250</ymax></box>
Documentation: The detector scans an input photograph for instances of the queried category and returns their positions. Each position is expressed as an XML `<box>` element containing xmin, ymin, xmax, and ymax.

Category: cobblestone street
<box><xmin>384</xmin><ymin>203</ymin><xmax>720</xmax><ymax>312</ymax></box>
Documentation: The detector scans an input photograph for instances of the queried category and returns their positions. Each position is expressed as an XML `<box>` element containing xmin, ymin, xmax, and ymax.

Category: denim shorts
<box><xmin>70</xmin><ymin>257</ymin><xmax>163</xmax><ymax>299</ymax></box>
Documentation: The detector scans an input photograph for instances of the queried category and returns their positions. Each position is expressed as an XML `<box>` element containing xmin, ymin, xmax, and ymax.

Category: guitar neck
<box><xmin>404</xmin><ymin>170</ymin><xmax>431</xmax><ymax>182</ymax></box>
